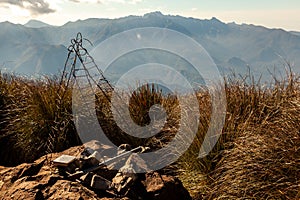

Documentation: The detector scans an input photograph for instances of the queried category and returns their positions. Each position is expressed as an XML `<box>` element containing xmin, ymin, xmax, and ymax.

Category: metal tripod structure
<box><xmin>61</xmin><ymin>32</ymin><xmax>114</xmax><ymax>100</ymax></box>
<box><xmin>45</xmin><ymin>32</ymin><xmax>131</xmax><ymax>156</ymax></box>
<box><xmin>59</xmin><ymin>32</ymin><xmax>131</xmax><ymax>139</ymax></box>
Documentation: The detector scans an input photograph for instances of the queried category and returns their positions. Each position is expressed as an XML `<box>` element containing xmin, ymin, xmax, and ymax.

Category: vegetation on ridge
<box><xmin>0</xmin><ymin>68</ymin><xmax>299</xmax><ymax>199</ymax></box>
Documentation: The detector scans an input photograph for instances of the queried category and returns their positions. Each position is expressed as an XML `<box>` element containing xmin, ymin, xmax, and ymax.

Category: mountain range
<box><xmin>1</xmin><ymin>11</ymin><xmax>300</xmax><ymax>83</ymax></box>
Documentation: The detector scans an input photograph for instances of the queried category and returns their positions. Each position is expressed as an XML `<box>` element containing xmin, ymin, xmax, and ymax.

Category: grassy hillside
<box><xmin>0</xmin><ymin>70</ymin><xmax>299</xmax><ymax>199</ymax></box>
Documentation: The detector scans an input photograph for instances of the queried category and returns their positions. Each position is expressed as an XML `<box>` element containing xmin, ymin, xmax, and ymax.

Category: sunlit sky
<box><xmin>0</xmin><ymin>0</ymin><xmax>300</xmax><ymax>31</ymax></box>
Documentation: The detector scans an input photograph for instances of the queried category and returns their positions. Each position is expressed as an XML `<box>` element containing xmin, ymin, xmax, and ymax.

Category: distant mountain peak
<box><xmin>210</xmin><ymin>17</ymin><xmax>223</xmax><ymax>23</ymax></box>
<box><xmin>0</xmin><ymin>21</ymin><xmax>16</xmax><ymax>26</ymax></box>
<box><xmin>143</xmin><ymin>11</ymin><xmax>164</xmax><ymax>18</ymax></box>
<box><xmin>24</xmin><ymin>19</ymin><xmax>50</xmax><ymax>28</ymax></box>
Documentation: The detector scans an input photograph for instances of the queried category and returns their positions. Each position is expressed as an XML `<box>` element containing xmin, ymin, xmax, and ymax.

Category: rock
<box><xmin>107</xmin><ymin>151</ymin><xmax>149</xmax><ymax>172</ymax></box>
<box><xmin>52</xmin><ymin>155</ymin><xmax>76</xmax><ymax>167</ymax></box>
<box><xmin>11</xmin><ymin>159</ymin><xmax>45</xmax><ymax>182</ymax></box>
<box><xmin>111</xmin><ymin>153</ymin><xmax>148</xmax><ymax>195</ymax></box>
<box><xmin>83</xmin><ymin>140</ymin><xmax>116</xmax><ymax>158</ymax></box>
<box><xmin>80</xmin><ymin>172</ymin><xmax>93</xmax><ymax>184</ymax></box>
<box><xmin>90</xmin><ymin>174</ymin><xmax>111</xmax><ymax>190</ymax></box>
<box><xmin>143</xmin><ymin>172</ymin><xmax>192</xmax><ymax>200</ymax></box>
<box><xmin>0</xmin><ymin>144</ymin><xmax>191</xmax><ymax>200</ymax></box>
<box><xmin>88</xmin><ymin>151</ymin><xmax>101</xmax><ymax>161</ymax></box>
<box><xmin>112</xmin><ymin>165</ymin><xmax>137</xmax><ymax>193</ymax></box>
<box><xmin>0</xmin><ymin>146</ymin><xmax>100</xmax><ymax>199</ymax></box>
<box><xmin>144</xmin><ymin>172</ymin><xmax>164</xmax><ymax>192</ymax></box>
<box><xmin>45</xmin><ymin>180</ymin><xmax>98</xmax><ymax>200</ymax></box>
<box><xmin>124</xmin><ymin>153</ymin><xmax>150</xmax><ymax>172</ymax></box>
<box><xmin>85</xmin><ymin>153</ymin><xmax>100</xmax><ymax>167</ymax></box>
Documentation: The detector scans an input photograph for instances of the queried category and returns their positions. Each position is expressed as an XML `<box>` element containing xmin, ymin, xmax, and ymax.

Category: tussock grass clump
<box><xmin>204</xmin><ymin>73</ymin><xmax>300</xmax><ymax>199</ymax></box>
<box><xmin>95</xmin><ymin>83</ymin><xmax>180</xmax><ymax>148</ymax></box>
<box><xmin>0</xmin><ymin>74</ymin><xmax>8</xmax><ymax>131</ymax></box>
<box><xmin>178</xmin><ymin>71</ymin><xmax>300</xmax><ymax>199</ymax></box>
<box><xmin>0</xmin><ymin>74</ymin><xmax>80</xmax><ymax>166</ymax></box>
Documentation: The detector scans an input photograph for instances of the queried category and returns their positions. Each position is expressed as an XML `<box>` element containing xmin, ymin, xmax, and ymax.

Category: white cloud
<box><xmin>128</xmin><ymin>0</ymin><xmax>142</xmax><ymax>5</ymax></box>
<box><xmin>69</xmin><ymin>0</ymin><xmax>101</xmax><ymax>3</ymax></box>
<box><xmin>0</xmin><ymin>0</ymin><xmax>55</xmax><ymax>15</ymax></box>
<box><xmin>0</xmin><ymin>0</ymin><xmax>142</xmax><ymax>17</ymax></box>
<box><xmin>70</xmin><ymin>0</ymin><xmax>142</xmax><ymax>5</ymax></box>
<box><xmin>10</xmin><ymin>5</ymin><xmax>30</xmax><ymax>17</ymax></box>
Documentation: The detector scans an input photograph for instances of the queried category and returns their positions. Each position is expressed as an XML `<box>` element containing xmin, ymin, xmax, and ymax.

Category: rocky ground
<box><xmin>0</xmin><ymin>145</ymin><xmax>191</xmax><ymax>200</ymax></box>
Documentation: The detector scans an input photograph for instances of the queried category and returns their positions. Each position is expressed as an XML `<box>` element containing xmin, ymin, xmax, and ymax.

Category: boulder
<box><xmin>0</xmin><ymin>145</ymin><xmax>191</xmax><ymax>200</ymax></box>
<box><xmin>143</xmin><ymin>172</ymin><xmax>192</xmax><ymax>200</ymax></box>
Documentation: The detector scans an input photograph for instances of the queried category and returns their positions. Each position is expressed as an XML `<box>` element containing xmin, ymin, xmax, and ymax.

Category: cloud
<box><xmin>0</xmin><ymin>0</ymin><xmax>55</xmax><ymax>15</ymax></box>
<box><xmin>127</xmin><ymin>0</ymin><xmax>142</xmax><ymax>5</ymax></box>
<box><xmin>0</xmin><ymin>0</ymin><xmax>142</xmax><ymax>16</ymax></box>
<box><xmin>69</xmin><ymin>0</ymin><xmax>101</xmax><ymax>3</ymax></box>
<box><xmin>69</xmin><ymin>0</ymin><xmax>142</xmax><ymax>4</ymax></box>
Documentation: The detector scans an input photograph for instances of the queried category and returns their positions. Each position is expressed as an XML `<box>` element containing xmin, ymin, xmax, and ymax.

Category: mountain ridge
<box><xmin>0</xmin><ymin>12</ymin><xmax>300</xmax><ymax>81</ymax></box>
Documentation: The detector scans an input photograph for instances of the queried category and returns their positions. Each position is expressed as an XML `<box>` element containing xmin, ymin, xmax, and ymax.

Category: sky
<box><xmin>0</xmin><ymin>0</ymin><xmax>300</xmax><ymax>31</ymax></box>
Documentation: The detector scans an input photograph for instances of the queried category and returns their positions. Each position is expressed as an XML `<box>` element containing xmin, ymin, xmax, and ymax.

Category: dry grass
<box><xmin>178</xmin><ymin>70</ymin><xmax>300</xmax><ymax>199</ymax></box>
<box><xmin>0</xmin><ymin>74</ymin><xmax>80</xmax><ymax>166</ymax></box>
<box><xmin>0</xmin><ymin>69</ymin><xmax>299</xmax><ymax>199</ymax></box>
<box><xmin>203</xmin><ymin>72</ymin><xmax>300</xmax><ymax>199</ymax></box>
<box><xmin>95</xmin><ymin>83</ymin><xmax>181</xmax><ymax>148</ymax></box>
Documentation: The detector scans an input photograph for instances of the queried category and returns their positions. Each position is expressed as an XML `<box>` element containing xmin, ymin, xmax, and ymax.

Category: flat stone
<box><xmin>53</xmin><ymin>155</ymin><xmax>76</xmax><ymax>167</ymax></box>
